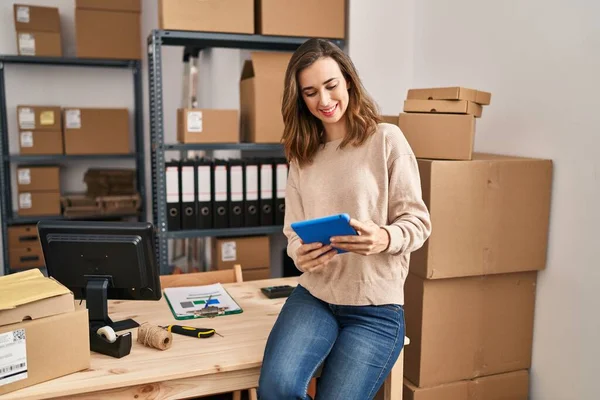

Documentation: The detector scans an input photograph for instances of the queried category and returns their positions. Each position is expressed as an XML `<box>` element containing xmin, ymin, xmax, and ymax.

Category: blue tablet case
<box><xmin>290</xmin><ymin>213</ymin><xmax>357</xmax><ymax>253</ymax></box>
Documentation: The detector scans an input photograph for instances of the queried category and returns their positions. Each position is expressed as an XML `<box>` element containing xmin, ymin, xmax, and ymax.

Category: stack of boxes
<box><xmin>7</xmin><ymin>224</ymin><xmax>44</xmax><ymax>270</ymax></box>
<box><xmin>385</xmin><ymin>87</ymin><xmax>553</xmax><ymax>399</ymax></box>
<box><xmin>17</xmin><ymin>105</ymin><xmax>63</xmax><ymax>155</ymax></box>
<box><xmin>13</xmin><ymin>4</ymin><xmax>62</xmax><ymax>57</ymax></box>
<box><xmin>16</xmin><ymin>165</ymin><xmax>61</xmax><ymax>217</ymax></box>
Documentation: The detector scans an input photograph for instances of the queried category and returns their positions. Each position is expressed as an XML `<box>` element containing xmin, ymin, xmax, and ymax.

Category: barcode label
<box><xmin>0</xmin><ymin>329</ymin><xmax>27</xmax><ymax>387</ymax></box>
<box><xmin>0</xmin><ymin>363</ymin><xmax>26</xmax><ymax>375</ymax></box>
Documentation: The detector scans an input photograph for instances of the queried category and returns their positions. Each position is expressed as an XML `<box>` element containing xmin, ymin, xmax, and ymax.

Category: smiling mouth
<box><xmin>319</xmin><ymin>104</ymin><xmax>338</xmax><ymax>117</ymax></box>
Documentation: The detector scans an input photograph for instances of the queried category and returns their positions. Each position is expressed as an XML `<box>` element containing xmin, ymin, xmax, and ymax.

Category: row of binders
<box><xmin>166</xmin><ymin>157</ymin><xmax>288</xmax><ymax>231</ymax></box>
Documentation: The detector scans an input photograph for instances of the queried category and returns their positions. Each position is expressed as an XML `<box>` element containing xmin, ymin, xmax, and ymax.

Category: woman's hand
<box><xmin>295</xmin><ymin>242</ymin><xmax>338</xmax><ymax>272</ymax></box>
<box><xmin>330</xmin><ymin>219</ymin><xmax>390</xmax><ymax>255</ymax></box>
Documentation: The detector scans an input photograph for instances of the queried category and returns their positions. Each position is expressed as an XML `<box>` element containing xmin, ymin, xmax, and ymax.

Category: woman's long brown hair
<box><xmin>281</xmin><ymin>38</ymin><xmax>381</xmax><ymax>167</ymax></box>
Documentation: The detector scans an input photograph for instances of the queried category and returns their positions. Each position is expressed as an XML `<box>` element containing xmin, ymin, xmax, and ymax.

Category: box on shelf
<box><xmin>16</xmin><ymin>106</ymin><xmax>62</xmax><ymax>132</ymax></box>
<box><xmin>158</xmin><ymin>0</ymin><xmax>253</xmax><ymax>34</ymax></box>
<box><xmin>410</xmin><ymin>153</ymin><xmax>553</xmax><ymax>279</ymax></box>
<box><xmin>213</xmin><ymin>236</ymin><xmax>270</xmax><ymax>271</ymax></box>
<box><xmin>15</xmin><ymin>31</ymin><xmax>62</xmax><ymax>57</ymax></box>
<box><xmin>17</xmin><ymin>191</ymin><xmax>61</xmax><ymax>216</ymax></box>
<box><xmin>63</xmin><ymin>108</ymin><xmax>130</xmax><ymax>155</ymax></box>
<box><xmin>75</xmin><ymin>0</ymin><xmax>141</xmax><ymax>60</ymax></box>
<box><xmin>403</xmin><ymin>370</ymin><xmax>529</xmax><ymax>400</ymax></box>
<box><xmin>407</xmin><ymin>87</ymin><xmax>492</xmax><ymax>106</ymax></box>
<box><xmin>177</xmin><ymin>109</ymin><xmax>239</xmax><ymax>144</ymax></box>
<box><xmin>13</xmin><ymin>5</ymin><xmax>62</xmax><ymax>57</ymax></box>
<box><xmin>404</xmin><ymin>99</ymin><xmax>483</xmax><ymax>118</ymax></box>
<box><xmin>240</xmin><ymin>51</ymin><xmax>292</xmax><ymax>143</ymax></box>
<box><xmin>397</xmin><ymin>113</ymin><xmax>476</xmax><ymax>160</ymax></box>
<box><xmin>241</xmin><ymin>268</ymin><xmax>271</xmax><ymax>281</ymax></box>
<box><xmin>16</xmin><ymin>166</ymin><xmax>60</xmax><ymax>192</ymax></box>
<box><xmin>256</xmin><ymin>0</ymin><xmax>345</xmax><ymax>39</ymax></box>
<box><xmin>404</xmin><ymin>271</ymin><xmax>537</xmax><ymax>388</ymax></box>
<box><xmin>8</xmin><ymin>225</ymin><xmax>40</xmax><ymax>249</ymax></box>
<box><xmin>19</xmin><ymin>130</ymin><xmax>63</xmax><ymax>155</ymax></box>
<box><xmin>9</xmin><ymin>246</ymin><xmax>45</xmax><ymax>270</ymax></box>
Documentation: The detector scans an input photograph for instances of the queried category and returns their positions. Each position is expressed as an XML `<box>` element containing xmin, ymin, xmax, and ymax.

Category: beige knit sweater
<box><xmin>283</xmin><ymin>123</ymin><xmax>432</xmax><ymax>306</ymax></box>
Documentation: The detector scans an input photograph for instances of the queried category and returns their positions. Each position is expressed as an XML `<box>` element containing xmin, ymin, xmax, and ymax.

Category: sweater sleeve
<box><xmin>381</xmin><ymin>153</ymin><xmax>432</xmax><ymax>255</ymax></box>
<box><xmin>282</xmin><ymin>162</ymin><xmax>304</xmax><ymax>268</ymax></box>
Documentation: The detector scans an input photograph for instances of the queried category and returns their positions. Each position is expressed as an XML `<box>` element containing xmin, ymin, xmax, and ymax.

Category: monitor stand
<box><xmin>86</xmin><ymin>278</ymin><xmax>139</xmax><ymax>332</ymax></box>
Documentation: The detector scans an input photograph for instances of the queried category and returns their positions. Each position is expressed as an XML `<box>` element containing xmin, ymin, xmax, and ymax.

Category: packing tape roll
<box><xmin>97</xmin><ymin>326</ymin><xmax>117</xmax><ymax>343</ymax></box>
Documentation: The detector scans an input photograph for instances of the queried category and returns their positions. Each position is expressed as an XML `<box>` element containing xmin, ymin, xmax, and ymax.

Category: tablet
<box><xmin>290</xmin><ymin>213</ymin><xmax>357</xmax><ymax>253</ymax></box>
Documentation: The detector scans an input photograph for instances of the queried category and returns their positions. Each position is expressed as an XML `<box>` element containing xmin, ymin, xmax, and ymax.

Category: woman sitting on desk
<box><xmin>257</xmin><ymin>38</ymin><xmax>432</xmax><ymax>400</ymax></box>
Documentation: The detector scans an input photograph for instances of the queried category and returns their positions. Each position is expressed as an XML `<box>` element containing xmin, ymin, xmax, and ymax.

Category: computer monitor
<box><xmin>38</xmin><ymin>220</ymin><xmax>162</xmax><ymax>333</ymax></box>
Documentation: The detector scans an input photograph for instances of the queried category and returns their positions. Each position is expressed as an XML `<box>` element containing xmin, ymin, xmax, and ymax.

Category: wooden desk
<box><xmin>1</xmin><ymin>278</ymin><xmax>406</xmax><ymax>400</ymax></box>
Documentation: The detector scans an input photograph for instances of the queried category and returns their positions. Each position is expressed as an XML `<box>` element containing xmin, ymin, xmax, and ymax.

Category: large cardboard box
<box><xmin>398</xmin><ymin>113</ymin><xmax>475</xmax><ymax>160</ymax></box>
<box><xmin>16</xmin><ymin>166</ymin><xmax>60</xmax><ymax>192</ymax></box>
<box><xmin>403</xmin><ymin>370</ymin><xmax>529</xmax><ymax>400</ymax></box>
<box><xmin>404</xmin><ymin>271</ymin><xmax>537</xmax><ymax>387</ymax></box>
<box><xmin>158</xmin><ymin>0</ymin><xmax>253</xmax><ymax>34</ymax></box>
<box><xmin>17</xmin><ymin>106</ymin><xmax>61</xmax><ymax>132</ymax></box>
<box><xmin>407</xmin><ymin>87</ymin><xmax>492</xmax><ymax>106</ymax></box>
<box><xmin>75</xmin><ymin>0</ymin><xmax>141</xmax><ymax>60</ymax></box>
<box><xmin>256</xmin><ymin>0</ymin><xmax>345</xmax><ymax>39</ymax></box>
<box><xmin>213</xmin><ymin>236</ymin><xmax>270</xmax><ymax>271</ymax></box>
<box><xmin>410</xmin><ymin>153</ymin><xmax>552</xmax><ymax>279</ymax></box>
<box><xmin>13</xmin><ymin>4</ymin><xmax>60</xmax><ymax>32</ymax></box>
<box><xmin>404</xmin><ymin>99</ymin><xmax>483</xmax><ymax>118</ymax></box>
<box><xmin>63</xmin><ymin>108</ymin><xmax>130</xmax><ymax>155</ymax></box>
<box><xmin>19</xmin><ymin>130</ymin><xmax>63</xmax><ymax>155</ymax></box>
<box><xmin>177</xmin><ymin>109</ymin><xmax>239</xmax><ymax>143</ymax></box>
<box><xmin>17</xmin><ymin>191</ymin><xmax>61</xmax><ymax>216</ymax></box>
<box><xmin>240</xmin><ymin>52</ymin><xmax>292</xmax><ymax>143</ymax></box>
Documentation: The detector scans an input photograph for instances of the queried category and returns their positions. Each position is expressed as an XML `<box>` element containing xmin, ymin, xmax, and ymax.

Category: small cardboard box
<box><xmin>16</xmin><ymin>166</ymin><xmax>60</xmax><ymax>193</ymax></box>
<box><xmin>177</xmin><ymin>109</ymin><xmax>239</xmax><ymax>144</ymax></box>
<box><xmin>397</xmin><ymin>113</ymin><xmax>476</xmax><ymax>160</ymax></box>
<box><xmin>9</xmin><ymin>247</ymin><xmax>45</xmax><ymax>270</ymax></box>
<box><xmin>75</xmin><ymin>0</ymin><xmax>141</xmax><ymax>60</ymax></box>
<box><xmin>63</xmin><ymin>108</ymin><xmax>130</xmax><ymax>155</ymax></box>
<box><xmin>158</xmin><ymin>0</ymin><xmax>253</xmax><ymax>34</ymax></box>
<box><xmin>404</xmin><ymin>99</ymin><xmax>483</xmax><ymax>118</ymax></box>
<box><xmin>13</xmin><ymin>4</ymin><xmax>60</xmax><ymax>33</ymax></box>
<box><xmin>241</xmin><ymin>267</ymin><xmax>271</xmax><ymax>281</ymax></box>
<box><xmin>16</xmin><ymin>106</ymin><xmax>62</xmax><ymax>131</ymax></box>
<box><xmin>17</xmin><ymin>191</ymin><xmax>61</xmax><ymax>216</ymax></box>
<box><xmin>411</xmin><ymin>153</ymin><xmax>552</xmax><ymax>279</ymax></box>
<box><xmin>407</xmin><ymin>87</ymin><xmax>492</xmax><ymax>106</ymax></box>
<box><xmin>19</xmin><ymin>130</ymin><xmax>63</xmax><ymax>155</ymax></box>
<box><xmin>16</xmin><ymin>31</ymin><xmax>62</xmax><ymax>57</ymax></box>
<box><xmin>240</xmin><ymin>52</ymin><xmax>292</xmax><ymax>143</ymax></box>
<box><xmin>256</xmin><ymin>0</ymin><xmax>346</xmax><ymax>39</ymax></box>
<box><xmin>213</xmin><ymin>236</ymin><xmax>270</xmax><ymax>271</ymax></box>
<box><xmin>403</xmin><ymin>370</ymin><xmax>529</xmax><ymax>400</ymax></box>
<box><xmin>404</xmin><ymin>271</ymin><xmax>537</xmax><ymax>387</ymax></box>
<box><xmin>8</xmin><ymin>225</ymin><xmax>39</xmax><ymax>249</ymax></box>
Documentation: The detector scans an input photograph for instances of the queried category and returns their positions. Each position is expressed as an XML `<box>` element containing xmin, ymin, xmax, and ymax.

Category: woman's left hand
<box><xmin>330</xmin><ymin>219</ymin><xmax>390</xmax><ymax>255</ymax></box>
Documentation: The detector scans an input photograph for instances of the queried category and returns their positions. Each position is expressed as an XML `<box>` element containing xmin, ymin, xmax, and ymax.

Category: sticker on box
<box><xmin>40</xmin><ymin>111</ymin><xmax>55</xmax><ymax>126</ymax></box>
<box><xmin>187</xmin><ymin>111</ymin><xmax>203</xmax><ymax>132</ymax></box>
<box><xmin>16</xmin><ymin>6</ymin><xmax>30</xmax><ymax>23</ymax></box>
<box><xmin>0</xmin><ymin>329</ymin><xmax>28</xmax><ymax>387</ymax></box>
<box><xmin>65</xmin><ymin>109</ymin><xmax>81</xmax><ymax>129</ymax></box>
<box><xmin>20</xmin><ymin>132</ymin><xmax>33</xmax><ymax>148</ymax></box>
<box><xmin>18</xmin><ymin>33</ymin><xmax>35</xmax><ymax>56</ymax></box>
<box><xmin>221</xmin><ymin>241</ymin><xmax>237</xmax><ymax>262</ymax></box>
<box><xmin>18</xmin><ymin>169</ymin><xmax>31</xmax><ymax>185</ymax></box>
<box><xmin>18</xmin><ymin>108</ymin><xmax>35</xmax><ymax>130</ymax></box>
<box><xmin>19</xmin><ymin>193</ymin><xmax>32</xmax><ymax>209</ymax></box>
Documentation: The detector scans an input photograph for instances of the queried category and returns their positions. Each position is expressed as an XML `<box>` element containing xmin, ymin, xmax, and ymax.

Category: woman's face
<box><xmin>298</xmin><ymin>57</ymin><xmax>350</xmax><ymax>127</ymax></box>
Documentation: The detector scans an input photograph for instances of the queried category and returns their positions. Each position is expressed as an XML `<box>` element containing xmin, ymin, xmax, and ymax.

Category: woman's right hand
<box><xmin>296</xmin><ymin>242</ymin><xmax>338</xmax><ymax>272</ymax></box>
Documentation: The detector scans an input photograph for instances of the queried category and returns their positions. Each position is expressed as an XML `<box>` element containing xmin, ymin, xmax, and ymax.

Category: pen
<box><xmin>205</xmin><ymin>295</ymin><xmax>212</xmax><ymax>309</ymax></box>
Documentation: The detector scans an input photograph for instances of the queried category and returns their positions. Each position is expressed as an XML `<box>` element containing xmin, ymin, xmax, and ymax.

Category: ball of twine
<box><xmin>137</xmin><ymin>323</ymin><xmax>172</xmax><ymax>351</ymax></box>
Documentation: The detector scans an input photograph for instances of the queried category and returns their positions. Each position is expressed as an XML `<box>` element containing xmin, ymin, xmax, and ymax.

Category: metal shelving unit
<box><xmin>148</xmin><ymin>29</ymin><xmax>343</xmax><ymax>274</ymax></box>
<box><xmin>0</xmin><ymin>55</ymin><xmax>146</xmax><ymax>275</ymax></box>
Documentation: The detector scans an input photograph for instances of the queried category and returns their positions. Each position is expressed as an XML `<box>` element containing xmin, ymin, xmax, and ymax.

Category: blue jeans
<box><xmin>257</xmin><ymin>285</ymin><xmax>405</xmax><ymax>400</ymax></box>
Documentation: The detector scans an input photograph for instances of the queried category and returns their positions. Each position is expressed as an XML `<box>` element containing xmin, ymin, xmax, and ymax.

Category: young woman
<box><xmin>257</xmin><ymin>38</ymin><xmax>432</xmax><ymax>400</ymax></box>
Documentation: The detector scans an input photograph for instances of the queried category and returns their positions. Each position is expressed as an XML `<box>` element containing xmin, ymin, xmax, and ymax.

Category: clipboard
<box><xmin>163</xmin><ymin>283</ymin><xmax>244</xmax><ymax>320</ymax></box>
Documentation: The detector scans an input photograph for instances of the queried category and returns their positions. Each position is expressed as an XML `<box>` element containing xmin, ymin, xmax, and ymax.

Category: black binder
<box><xmin>259</xmin><ymin>158</ymin><xmax>275</xmax><ymax>226</ymax></box>
<box><xmin>179</xmin><ymin>159</ymin><xmax>197</xmax><ymax>230</ymax></box>
<box><xmin>274</xmin><ymin>158</ymin><xmax>288</xmax><ymax>226</ymax></box>
<box><xmin>165</xmin><ymin>160</ymin><xmax>181</xmax><ymax>231</ymax></box>
<box><xmin>213</xmin><ymin>159</ymin><xmax>229</xmax><ymax>229</ymax></box>
<box><xmin>228</xmin><ymin>159</ymin><xmax>244</xmax><ymax>228</ymax></box>
<box><xmin>243</xmin><ymin>158</ymin><xmax>260</xmax><ymax>227</ymax></box>
<box><xmin>195</xmin><ymin>158</ymin><xmax>213</xmax><ymax>229</ymax></box>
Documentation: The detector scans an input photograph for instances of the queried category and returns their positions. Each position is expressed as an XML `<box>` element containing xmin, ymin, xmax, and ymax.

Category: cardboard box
<box><xmin>16</xmin><ymin>166</ymin><xmax>60</xmax><ymax>192</ymax></box>
<box><xmin>404</xmin><ymin>99</ymin><xmax>483</xmax><ymax>118</ymax></box>
<box><xmin>242</xmin><ymin>267</ymin><xmax>271</xmax><ymax>281</ymax></box>
<box><xmin>17</xmin><ymin>106</ymin><xmax>61</xmax><ymax>131</ymax></box>
<box><xmin>256</xmin><ymin>0</ymin><xmax>345</xmax><ymax>39</ymax></box>
<box><xmin>17</xmin><ymin>191</ymin><xmax>61</xmax><ymax>216</ymax></box>
<box><xmin>158</xmin><ymin>0</ymin><xmax>253</xmax><ymax>34</ymax></box>
<box><xmin>13</xmin><ymin>4</ymin><xmax>60</xmax><ymax>33</ymax></box>
<box><xmin>177</xmin><ymin>109</ymin><xmax>239</xmax><ymax>144</ymax></box>
<box><xmin>0</xmin><ymin>309</ymin><xmax>90</xmax><ymax>396</ymax></box>
<box><xmin>407</xmin><ymin>87</ymin><xmax>492</xmax><ymax>106</ymax></box>
<box><xmin>9</xmin><ymin>246</ymin><xmax>45</xmax><ymax>270</ymax></box>
<box><xmin>16</xmin><ymin>31</ymin><xmax>62</xmax><ymax>57</ymax></box>
<box><xmin>398</xmin><ymin>113</ymin><xmax>475</xmax><ymax>160</ymax></box>
<box><xmin>404</xmin><ymin>271</ymin><xmax>537</xmax><ymax>387</ymax></box>
<box><xmin>410</xmin><ymin>153</ymin><xmax>552</xmax><ymax>279</ymax></box>
<box><xmin>19</xmin><ymin>130</ymin><xmax>63</xmax><ymax>155</ymax></box>
<box><xmin>403</xmin><ymin>370</ymin><xmax>529</xmax><ymax>400</ymax></box>
<box><xmin>8</xmin><ymin>225</ymin><xmax>39</xmax><ymax>249</ymax></box>
<box><xmin>240</xmin><ymin>52</ymin><xmax>292</xmax><ymax>143</ymax></box>
<box><xmin>213</xmin><ymin>236</ymin><xmax>270</xmax><ymax>271</ymax></box>
<box><xmin>75</xmin><ymin>0</ymin><xmax>141</xmax><ymax>60</ymax></box>
<box><xmin>63</xmin><ymin>108</ymin><xmax>130</xmax><ymax>155</ymax></box>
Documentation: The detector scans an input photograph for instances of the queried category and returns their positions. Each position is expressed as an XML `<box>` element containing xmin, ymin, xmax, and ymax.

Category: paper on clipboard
<box><xmin>163</xmin><ymin>283</ymin><xmax>242</xmax><ymax>319</ymax></box>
